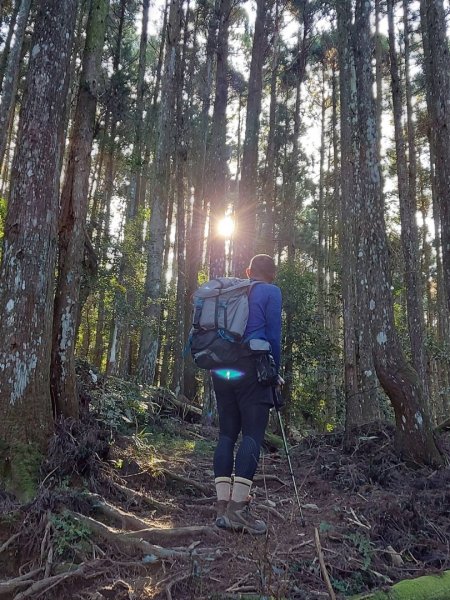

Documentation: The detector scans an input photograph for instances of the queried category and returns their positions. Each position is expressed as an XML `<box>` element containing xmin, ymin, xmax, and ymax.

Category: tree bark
<box><xmin>337</xmin><ymin>0</ymin><xmax>379</xmax><ymax>434</ymax></box>
<box><xmin>387</xmin><ymin>0</ymin><xmax>429</xmax><ymax>404</ymax></box>
<box><xmin>138</xmin><ymin>0</ymin><xmax>182</xmax><ymax>384</ymax></box>
<box><xmin>207</xmin><ymin>0</ymin><xmax>232</xmax><ymax>278</ymax></box>
<box><xmin>0</xmin><ymin>0</ymin><xmax>20</xmax><ymax>91</ymax></box>
<box><xmin>0</xmin><ymin>0</ymin><xmax>78</xmax><ymax>450</ymax></box>
<box><xmin>0</xmin><ymin>0</ymin><xmax>32</xmax><ymax>171</ymax></box>
<box><xmin>353</xmin><ymin>0</ymin><xmax>442</xmax><ymax>466</ymax></box>
<box><xmin>420</xmin><ymin>0</ymin><xmax>450</xmax><ymax>316</ymax></box>
<box><xmin>233</xmin><ymin>0</ymin><xmax>269</xmax><ymax>275</ymax></box>
<box><xmin>51</xmin><ymin>0</ymin><xmax>109</xmax><ymax>419</ymax></box>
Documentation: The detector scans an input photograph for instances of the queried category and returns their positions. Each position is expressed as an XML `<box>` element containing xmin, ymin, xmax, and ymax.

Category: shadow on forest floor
<box><xmin>1</xmin><ymin>370</ymin><xmax>449</xmax><ymax>599</ymax></box>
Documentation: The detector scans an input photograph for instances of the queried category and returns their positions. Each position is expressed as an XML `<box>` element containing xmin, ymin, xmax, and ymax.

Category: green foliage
<box><xmin>0</xmin><ymin>440</ymin><xmax>43</xmax><ymax>502</ymax></box>
<box><xmin>277</xmin><ymin>261</ymin><xmax>341</xmax><ymax>430</ymax></box>
<box><xmin>345</xmin><ymin>531</ymin><xmax>374</xmax><ymax>571</ymax></box>
<box><xmin>50</xmin><ymin>512</ymin><xmax>91</xmax><ymax>558</ymax></box>
<box><xmin>90</xmin><ymin>377</ymin><xmax>157</xmax><ymax>433</ymax></box>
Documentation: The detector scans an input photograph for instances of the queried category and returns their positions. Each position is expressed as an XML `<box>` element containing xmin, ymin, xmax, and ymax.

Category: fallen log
<box><xmin>351</xmin><ymin>569</ymin><xmax>450</xmax><ymax>600</ymax></box>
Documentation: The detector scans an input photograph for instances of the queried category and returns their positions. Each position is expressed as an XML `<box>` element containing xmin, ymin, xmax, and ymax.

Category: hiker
<box><xmin>212</xmin><ymin>254</ymin><xmax>283</xmax><ymax>535</ymax></box>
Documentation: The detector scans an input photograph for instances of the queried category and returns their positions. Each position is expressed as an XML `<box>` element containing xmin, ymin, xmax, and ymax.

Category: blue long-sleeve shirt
<box><xmin>244</xmin><ymin>281</ymin><xmax>282</xmax><ymax>371</ymax></box>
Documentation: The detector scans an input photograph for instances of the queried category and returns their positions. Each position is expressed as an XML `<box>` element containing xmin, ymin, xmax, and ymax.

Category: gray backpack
<box><xmin>189</xmin><ymin>277</ymin><xmax>259</xmax><ymax>369</ymax></box>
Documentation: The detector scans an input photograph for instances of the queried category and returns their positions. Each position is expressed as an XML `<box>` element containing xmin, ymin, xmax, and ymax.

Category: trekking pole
<box><xmin>272</xmin><ymin>387</ymin><xmax>305</xmax><ymax>527</ymax></box>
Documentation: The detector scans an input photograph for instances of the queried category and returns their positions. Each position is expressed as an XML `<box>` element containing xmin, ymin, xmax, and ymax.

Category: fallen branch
<box><xmin>165</xmin><ymin>395</ymin><xmax>203</xmax><ymax>420</ymax></box>
<box><xmin>314</xmin><ymin>528</ymin><xmax>336</xmax><ymax>600</ymax></box>
<box><xmin>70</xmin><ymin>512</ymin><xmax>189</xmax><ymax>559</ymax></box>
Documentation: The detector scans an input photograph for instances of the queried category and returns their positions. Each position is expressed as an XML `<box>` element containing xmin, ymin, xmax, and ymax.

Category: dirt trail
<box><xmin>1</xmin><ymin>413</ymin><xmax>449</xmax><ymax>600</ymax></box>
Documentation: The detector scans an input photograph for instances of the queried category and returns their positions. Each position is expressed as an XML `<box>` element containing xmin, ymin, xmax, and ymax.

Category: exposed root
<box><xmin>0</xmin><ymin>532</ymin><xmax>21</xmax><ymax>554</ymax></box>
<box><xmin>88</xmin><ymin>493</ymin><xmax>154</xmax><ymax>530</ymax></box>
<box><xmin>119</xmin><ymin>525</ymin><xmax>218</xmax><ymax>543</ymax></box>
<box><xmin>113</xmin><ymin>482</ymin><xmax>179</xmax><ymax>512</ymax></box>
<box><xmin>161</xmin><ymin>469</ymin><xmax>212</xmax><ymax>495</ymax></box>
<box><xmin>0</xmin><ymin>569</ymin><xmax>42</xmax><ymax>596</ymax></box>
<box><xmin>70</xmin><ymin>512</ymin><xmax>189</xmax><ymax>559</ymax></box>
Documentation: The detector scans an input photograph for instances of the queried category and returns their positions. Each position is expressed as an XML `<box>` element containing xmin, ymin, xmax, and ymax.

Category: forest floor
<box><xmin>1</xmin><ymin>369</ymin><xmax>450</xmax><ymax>599</ymax></box>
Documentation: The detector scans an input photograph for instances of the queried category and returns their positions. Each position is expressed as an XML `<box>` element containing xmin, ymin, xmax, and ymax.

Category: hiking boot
<box><xmin>225</xmin><ymin>499</ymin><xmax>267</xmax><ymax>535</ymax></box>
<box><xmin>215</xmin><ymin>500</ymin><xmax>230</xmax><ymax>528</ymax></box>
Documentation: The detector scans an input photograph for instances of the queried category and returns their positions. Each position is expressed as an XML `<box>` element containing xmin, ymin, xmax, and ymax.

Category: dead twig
<box><xmin>314</xmin><ymin>528</ymin><xmax>336</xmax><ymax>600</ymax></box>
<box><xmin>226</xmin><ymin>572</ymin><xmax>252</xmax><ymax>592</ymax></box>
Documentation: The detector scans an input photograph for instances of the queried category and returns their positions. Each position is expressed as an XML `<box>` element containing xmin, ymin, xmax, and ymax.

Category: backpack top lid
<box><xmin>193</xmin><ymin>277</ymin><xmax>252</xmax><ymax>299</ymax></box>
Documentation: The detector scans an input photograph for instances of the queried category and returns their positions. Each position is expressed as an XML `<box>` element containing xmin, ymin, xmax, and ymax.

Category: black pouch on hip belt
<box><xmin>248</xmin><ymin>339</ymin><xmax>278</xmax><ymax>387</ymax></box>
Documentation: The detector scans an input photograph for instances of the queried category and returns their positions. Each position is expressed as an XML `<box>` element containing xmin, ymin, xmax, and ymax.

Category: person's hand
<box><xmin>276</xmin><ymin>374</ymin><xmax>285</xmax><ymax>387</ymax></box>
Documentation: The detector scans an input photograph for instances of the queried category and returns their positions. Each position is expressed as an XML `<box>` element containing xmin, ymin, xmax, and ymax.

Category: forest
<box><xmin>0</xmin><ymin>0</ymin><xmax>449</xmax><ymax>598</ymax></box>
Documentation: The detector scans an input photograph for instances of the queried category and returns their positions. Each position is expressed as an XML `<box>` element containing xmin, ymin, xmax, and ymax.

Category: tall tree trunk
<box><xmin>0</xmin><ymin>0</ymin><xmax>78</xmax><ymax>456</ymax></box>
<box><xmin>171</xmin><ymin>1</ymin><xmax>191</xmax><ymax>397</ymax></box>
<box><xmin>208</xmin><ymin>0</ymin><xmax>232</xmax><ymax>278</ymax></box>
<box><xmin>0</xmin><ymin>0</ymin><xmax>32</xmax><ymax>171</ymax></box>
<box><xmin>51</xmin><ymin>0</ymin><xmax>109</xmax><ymax>419</ymax></box>
<box><xmin>420</xmin><ymin>0</ymin><xmax>450</xmax><ymax>316</ymax></box>
<box><xmin>0</xmin><ymin>0</ymin><xmax>20</xmax><ymax>91</ymax></box>
<box><xmin>337</xmin><ymin>0</ymin><xmax>379</xmax><ymax>434</ymax></box>
<box><xmin>233</xmin><ymin>0</ymin><xmax>269</xmax><ymax>275</ymax></box>
<box><xmin>354</xmin><ymin>0</ymin><xmax>441</xmax><ymax>466</ymax></box>
<box><xmin>138</xmin><ymin>0</ymin><xmax>182</xmax><ymax>384</ymax></box>
<box><xmin>387</xmin><ymin>0</ymin><xmax>429</xmax><ymax>404</ymax></box>
<box><xmin>259</xmin><ymin>0</ymin><xmax>280</xmax><ymax>256</ymax></box>
<box><xmin>114</xmin><ymin>0</ymin><xmax>150</xmax><ymax>378</ymax></box>
<box><xmin>184</xmin><ymin>0</ymin><xmax>220</xmax><ymax>398</ymax></box>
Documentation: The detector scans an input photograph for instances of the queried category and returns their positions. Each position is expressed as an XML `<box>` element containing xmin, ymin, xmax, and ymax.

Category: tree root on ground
<box><xmin>87</xmin><ymin>493</ymin><xmax>218</xmax><ymax>541</ymax></box>
<box><xmin>0</xmin><ymin>569</ymin><xmax>42</xmax><ymax>596</ymax></box>
<box><xmin>70</xmin><ymin>512</ymin><xmax>191</xmax><ymax>559</ymax></box>
<box><xmin>113</xmin><ymin>481</ymin><xmax>179</xmax><ymax>512</ymax></box>
<box><xmin>0</xmin><ymin>532</ymin><xmax>21</xmax><ymax>554</ymax></box>
<box><xmin>160</xmin><ymin>469</ymin><xmax>212</xmax><ymax>495</ymax></box>
<box><xmin>88</xmin><ymin>493</ymin><xmax>154</xmax><ymax>530</ymax></box>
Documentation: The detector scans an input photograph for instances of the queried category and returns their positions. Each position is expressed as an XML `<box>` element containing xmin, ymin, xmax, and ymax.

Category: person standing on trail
<box><xmin>212</xmin><ymin>254</ymin><xmax>283</xmax><ymax>535</ymax></box>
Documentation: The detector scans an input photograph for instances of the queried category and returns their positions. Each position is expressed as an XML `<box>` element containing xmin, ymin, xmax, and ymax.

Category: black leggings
<box><xmin>212</xmin><ymin>358</ymin><xmax>272</xmax><ymax>480</ymax></box>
